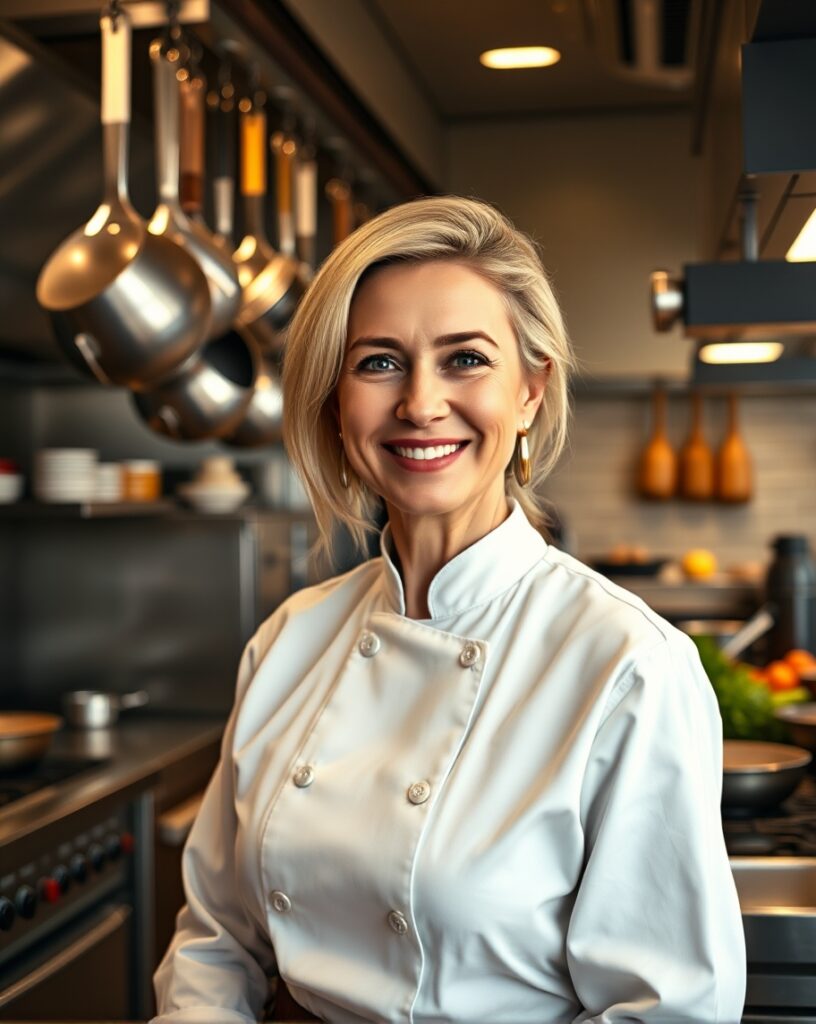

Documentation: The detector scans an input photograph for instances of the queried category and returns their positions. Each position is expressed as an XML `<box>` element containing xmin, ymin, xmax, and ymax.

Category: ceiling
<box><xmin>364</xmin><ymin>0</ymin><xmax>697</xmax><ymax>119</ymax></box>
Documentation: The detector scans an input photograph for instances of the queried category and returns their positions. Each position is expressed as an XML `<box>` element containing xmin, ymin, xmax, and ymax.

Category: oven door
<box><xmin>0</xmin><ymin>902</ymin><xmax>132</xmax><ymax>1021</ymax></box>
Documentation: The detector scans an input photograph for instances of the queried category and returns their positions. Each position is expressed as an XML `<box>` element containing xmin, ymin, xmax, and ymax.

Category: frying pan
<box><xmin>222</xmin><ymin>346</ymin><xmax>283</xmax><ymax>447</ymax></box>
<box><xmin>147</xmin><ymin>38</ymin><xmax>242</xmax><ymax>341</ymax></box>
<box><xmin>0</xmin><ymin>713</ymin><xmax>63</xmax><ymax>770</ymax></box>
<box><xmin>37</xmin><ymin>12</ymin><xmax>209</xmax><ymax>390</ymax></box>
<box><xmin>233</xmin><ymin>107</ymin><xmax>305</xmax><ymax>349</ymax></box>
<box><xmin>722</xmin><ymin>739</ymin><xmax>811</xmax><ymax>814</ymax></box>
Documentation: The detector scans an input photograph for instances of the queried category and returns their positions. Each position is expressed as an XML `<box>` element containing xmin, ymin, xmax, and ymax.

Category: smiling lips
<box><xmin>383</xmin><ymin>439</ymin><xmax>470</xmax><ymax>472</ymax></box>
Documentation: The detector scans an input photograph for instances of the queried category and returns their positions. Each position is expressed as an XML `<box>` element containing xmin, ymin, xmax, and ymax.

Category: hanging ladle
<box><xmin>147</xmin><ymin>32</ymin><xmax>242</xmax><ymax>341</ymax></box>
<box><xmin>36</xmin><ymin>9</ymin><xmax>210</xmax><ymax>389</ymax></box>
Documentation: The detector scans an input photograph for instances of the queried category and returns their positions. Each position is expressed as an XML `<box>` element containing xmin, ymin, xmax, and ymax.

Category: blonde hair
<box><xmin>283</xmin><ymin>195</ymin><xmax>575</xmax><ymax>564</ymax></box>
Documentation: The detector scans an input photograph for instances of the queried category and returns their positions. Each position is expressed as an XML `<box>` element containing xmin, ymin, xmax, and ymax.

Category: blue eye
<box><xmin>450</xmin><ymin>350</ymin><xmax>489</xmax><ymax>369</ymax></box>
<box><xmin>357</xmin><ymin>354</ymin><xmax>398</xmax><ymax>372</ymax></box>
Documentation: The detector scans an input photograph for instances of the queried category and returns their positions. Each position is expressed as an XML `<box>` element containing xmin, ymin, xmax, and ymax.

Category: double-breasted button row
<box><xmin>358</xmin><ymin>630</ymin><xmax>481</xmax><ymax>669</ymax></box>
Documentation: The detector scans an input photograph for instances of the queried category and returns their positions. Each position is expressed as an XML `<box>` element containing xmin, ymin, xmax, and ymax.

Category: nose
<box><xmin>396</xmin><ymin>364</ymin><xmax>449</xmax><ymax>426</ymax></box>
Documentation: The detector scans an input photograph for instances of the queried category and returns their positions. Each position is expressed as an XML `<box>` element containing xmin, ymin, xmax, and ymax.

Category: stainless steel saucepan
<box><xmin>37</xmin><ymin>11</ymin><xmax>209</xmax><ymax>389</ymax></box>
<box><xmin>62</xmin><ymin>689</ymin><xmax>149</xmax><ymax>729</ymax></box>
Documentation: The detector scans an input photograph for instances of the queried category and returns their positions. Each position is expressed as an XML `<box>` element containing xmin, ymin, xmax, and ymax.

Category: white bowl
<box><xmin>0</xmin><ymin>474</ymin><xmax>23</xmax><ymax>504</ymax></box>
<box><xmin>177</xmin><ymin>482</ymin><xmax>249</xmax><ymax>514</ymax></box>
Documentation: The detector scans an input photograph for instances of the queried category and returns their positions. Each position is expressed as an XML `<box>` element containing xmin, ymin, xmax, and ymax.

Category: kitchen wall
<box><xmin>544</xmin><ymin>391</ymin><xmax>816</xmax><ymax>568</ymax></box>
<box><xmin>447</xmin><ymin>108</ymin><xmax>703</xmax><ymax>380</ymax></box>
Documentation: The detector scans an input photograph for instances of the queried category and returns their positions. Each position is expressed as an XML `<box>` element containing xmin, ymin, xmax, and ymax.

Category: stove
<box><xmin>0</xmin><ymin>757</ymin><xmax>108</xmax><ymax>810</ymax></box>
<box><xmin>724</xmin><ymin>774</ymin><xmax>816</xmax><ymax>856</ymax></box>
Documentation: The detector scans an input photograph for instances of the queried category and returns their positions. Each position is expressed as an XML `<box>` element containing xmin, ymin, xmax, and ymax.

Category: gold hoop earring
<box><xmin>339</xmin><ymin>433</ymin><xmax>350</xmax><ymax>489</ymax></box>
<box><xmin>514</xmin><ymin>421</ymin><xmax>531</xmax><ymax>487</ymax></box>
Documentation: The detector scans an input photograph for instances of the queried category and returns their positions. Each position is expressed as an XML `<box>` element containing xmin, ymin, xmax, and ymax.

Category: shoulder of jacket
<box><xmin>249</xmin><ymin>556</ymin><xmax>382</xmax><ymax>667</ymax></box>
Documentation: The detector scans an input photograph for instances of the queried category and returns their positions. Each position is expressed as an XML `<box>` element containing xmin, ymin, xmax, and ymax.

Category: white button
<box><xmin>271</xmin><ymin>890</ymin><xmax>291</xmax><ymax>914</ymax></box>
<box><xmin>459</xmin><ymin>641</ymin><xmax>481</xmax><ymax>667</ymax></box>
<box><xmin>387</xmin><ymin>909</ymin><xmax>408</xmax><ymax>935</ymax></box>
<box><xmin>293</xmin><ymin>765</ymin><xmax>314</xmax><ymax>788</ymax></box>
<box><xmin>359</xmin><ymin>631</ymin><xmax>381</xmax><ymax>657</ymax></box>
<box><xmin>407</xmin><ymin>780</ymin><xmax>431</xmax><ymax>805</ymax></box>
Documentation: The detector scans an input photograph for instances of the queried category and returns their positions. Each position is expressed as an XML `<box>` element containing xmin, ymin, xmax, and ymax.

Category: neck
<box><xmin>386</xmin><ymin>485</ymin><xmax>511</xmax><ymax>619</ymax></box>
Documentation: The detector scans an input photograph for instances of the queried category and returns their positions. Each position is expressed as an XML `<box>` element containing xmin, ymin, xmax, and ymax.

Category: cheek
<box><xmin>337</xmin><ymin>377</ymin><xmax>386</xmax><ymax>447</ymax></box>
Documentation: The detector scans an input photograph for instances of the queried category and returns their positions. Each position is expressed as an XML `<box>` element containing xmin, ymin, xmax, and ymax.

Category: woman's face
<box><xmin>336</xmin><ymin>260</ymin><xmax>547</xmax><ymax>522</ymax></box>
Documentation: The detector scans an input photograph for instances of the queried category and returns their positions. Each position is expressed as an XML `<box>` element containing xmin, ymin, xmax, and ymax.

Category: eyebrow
<box><xmin>348</xmin><ymin>330</ymin><xmax>499</xmax><ymax>353</ymax></box>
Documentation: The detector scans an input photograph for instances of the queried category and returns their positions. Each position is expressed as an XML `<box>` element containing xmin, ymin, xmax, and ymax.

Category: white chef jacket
<box><xmin>152</xmin><ymin>500</ymin><xmax>746</xmax><ymax>1024</ymax></box>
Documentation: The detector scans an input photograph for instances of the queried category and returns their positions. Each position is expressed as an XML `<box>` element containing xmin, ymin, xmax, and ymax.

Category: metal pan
<box><xmin>722</xmin><ymin>739</ymin><xmax>811</xmax><ymax>814</ymax></box>
<box><xmin>0</xmin><ymin>713</ymin><xmax>63</xmax><ymax>770</ymax></box>
<box><xmin>774</xmin><ymin>703</ymin><xmax>816</xmax><ymax>755</ymax></box>
<box><xmin>37</xmin><ymin>12</ymin><xmax>209</xmax><ymax>390</ymax></box>
<box><xmin>61</xmin><ymin>690</ymin><xmax>148</xmax><ymax>730</ymax></box>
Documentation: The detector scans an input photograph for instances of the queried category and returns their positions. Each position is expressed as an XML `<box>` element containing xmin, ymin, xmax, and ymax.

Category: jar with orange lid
<box><xmin>123</xmin><ymin>460</ymin><xmax>162</xmax><ymax>502</ymax></box>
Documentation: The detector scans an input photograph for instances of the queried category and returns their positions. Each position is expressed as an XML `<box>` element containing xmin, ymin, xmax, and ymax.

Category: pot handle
<box><xmin>720</xmin><ymin>605</ymin><xmax>775</xmax><ymax>660</ymax></box>
<box><xmin>151</xmin><ymin>40</ymin><xmax>182</xmax><ymax>205</ymax></box>
<box><xmin>100</xmin><ymin>11</ymin><xmax>131</xmax><ymax>126</ymax></box>
<box><xmin>240</xmin><ymin>108</ymin><xmax>267</xmax><ymax>198</ymax></box>
<box><xmin>180</xmin><ymin>74</ymin><xmax>206</xmax><ymax>214</ymax></box>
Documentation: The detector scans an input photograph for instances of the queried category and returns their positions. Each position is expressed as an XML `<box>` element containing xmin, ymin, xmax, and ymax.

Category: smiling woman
<box><xmin>152</xmin><ymin>197</ymin><xmax>746</xmax><ymax>1024</ymax></box>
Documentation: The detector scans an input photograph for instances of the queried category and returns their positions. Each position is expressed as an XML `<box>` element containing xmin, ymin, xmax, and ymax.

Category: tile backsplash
<box><xmin>542</xmin><ymin>392</ymin><xmax>816</xmax><ymax>569</ymax></box>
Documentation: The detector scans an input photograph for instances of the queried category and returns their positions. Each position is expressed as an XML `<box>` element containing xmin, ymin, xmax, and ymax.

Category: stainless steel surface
<box><xmin>61</xmin><ymin>688</ymin><xmax>149</xmax><ymax>729</ymax></box>
<box><xmin>35</xmin><ymin>14</ymin><xmax>210</xmax><ymax>388</ymax></box>
<box><xmin>147</xmin><ymin>39</ymin><xmax>241</xmax><ymax>341</ymax></box>
<box><xmin>132</xmin><ymin>330</ymin><xmax>255</xmax><ymax>441</ymax></box>
<box><xmin>224</xmin><ymin>346</ymin><xmax>284</xmax><ymax>447</ymax></box>
<box><xmin>731</xmin><ymin>857</ymin><xmax>816</xmax><ymax>912</ymax></box>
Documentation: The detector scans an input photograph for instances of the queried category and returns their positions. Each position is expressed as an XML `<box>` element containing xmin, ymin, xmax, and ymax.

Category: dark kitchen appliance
<box><xmin>765</xmin><ymin>535</ymin><xmax>816</xmax><ymax>659</ymax></box>
<box><xmin>0</xmin><ymin>758</ymin><xmax>153</xmax><ymax>1020</ymax></box>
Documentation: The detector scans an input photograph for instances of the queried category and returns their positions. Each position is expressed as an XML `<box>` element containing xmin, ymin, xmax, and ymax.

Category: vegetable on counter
<box><xmin>692</xmin><ymin>636</ymin><xmax>809</xmax><ymax>741</ymax></box>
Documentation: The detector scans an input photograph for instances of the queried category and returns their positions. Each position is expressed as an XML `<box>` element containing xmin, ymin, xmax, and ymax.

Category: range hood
<box><xmin>650</xmin><ymin>0</ymin><xmax>816</xmax><ymax>387</ymax></box>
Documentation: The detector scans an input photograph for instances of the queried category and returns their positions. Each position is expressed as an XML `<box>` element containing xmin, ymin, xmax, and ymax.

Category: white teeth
<box><xmin>392</xmin><ymin>443</ymin><xmax>462</xmax><ymax>461</ymax></box>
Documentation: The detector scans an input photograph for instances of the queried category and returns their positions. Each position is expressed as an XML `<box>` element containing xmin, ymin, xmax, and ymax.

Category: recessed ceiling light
<box><xmin>698</xmin><ymin>342</ymin><xmax>784</xmax><ymax>364</ymax></box>
<box><xmin>479</xmin><ymin>46</ymin><xmax>561</xmax><ymax>70</ymax></box>
<box><xmin>786</xmin><ymin>207</ymin><xmax>816</xmax><ymax>262</ymax></box>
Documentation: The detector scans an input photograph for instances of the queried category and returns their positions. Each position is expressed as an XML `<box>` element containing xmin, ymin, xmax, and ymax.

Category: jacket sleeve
<box><xmin>151</xmin><ymin>627</ymin><xmax>279</xmax><ymax>1023</ymax></box>
<box><xmin>566</xmin><ymin>634</ymin><xmax>746</xmax><ymax>1024</ymax></box>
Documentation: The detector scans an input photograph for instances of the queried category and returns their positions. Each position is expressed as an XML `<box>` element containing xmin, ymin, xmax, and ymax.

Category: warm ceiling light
<box><xmin>786</xmin><ymin>207</ymin><xmax>816</xmax><ymax>261</ymax></box>
<box><xmin>479</xmin><ymin>46</ymin><xmax>561</xmax><ymax>70</ymax></box>
<box><xmin>699</xmin><ymin>342</ymin><xmax>784</xmax><ymax>364</ymax></box>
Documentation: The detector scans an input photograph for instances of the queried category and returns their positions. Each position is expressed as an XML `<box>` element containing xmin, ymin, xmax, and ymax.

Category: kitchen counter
<box><xmin>0</xmin><ymin>714</ymin><xmax>225</xmax><ymax>848</ymax></box>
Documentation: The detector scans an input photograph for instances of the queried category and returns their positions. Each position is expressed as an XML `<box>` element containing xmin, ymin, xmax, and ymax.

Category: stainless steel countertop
<box><xmin>0</xmin><ymin>715</ymin><xmax>225</xmax><ymax>848</ymax></box>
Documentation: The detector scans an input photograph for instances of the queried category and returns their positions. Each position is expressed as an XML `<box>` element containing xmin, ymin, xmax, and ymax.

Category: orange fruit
<box><xmin>784</xmin><ymin>649</ymin><xmax>816</xmax><ymax>675</ymax></box>
<box><xmin>748</xmin><ymin>668</ymin><xmax>769</xmax><ymax>686</ymax></box>
<box><xmin>765</xmin><ymin>660</ymin><xmax>800</xmax><ymax>692</ymax></box>
<box><xmin>681</xmin><ymin>548</ymin><xmax>718</xmax><ymax>580</ymax></box>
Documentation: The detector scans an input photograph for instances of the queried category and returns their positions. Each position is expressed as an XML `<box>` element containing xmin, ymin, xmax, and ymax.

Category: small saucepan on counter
<box><xmin>774</xmin><ymin>703</ymin><xmax>816</xmax><ymax>757</ymax></box>
<box><xmin>0</xmin><ymin>713</ymin><xmax>63</xmax><ymax>769</ymax></box>
<box><xmin>722</xmin><ymin>740</ymin><xmax>811</xmax><ymax>815</ymax></box>
<box><xmin>61</xmin><ymin>689</ymin><xmax>148</xmax><ymax>729</ymax></box>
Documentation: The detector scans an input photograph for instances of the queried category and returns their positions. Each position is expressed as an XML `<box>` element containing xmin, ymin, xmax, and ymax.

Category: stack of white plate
<box><xmin>35</xmin><ymin>448</ymin><xmax>99</xmax><ymax>503</ymax></box>
<box><xmin>93</xmin><ymin>463</ymin><xmax>123</xmax><ymax>502</ymax></box>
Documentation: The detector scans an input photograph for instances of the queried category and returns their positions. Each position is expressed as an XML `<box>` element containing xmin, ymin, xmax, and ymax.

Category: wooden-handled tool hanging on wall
<box><xmin>679</xmin><ymin>391</ymin><xmax>715</xmax><ymax>500</ymax></box>
<box><xmin>638</xmin><ymin>382</ymin><xmax>678</xmax><ymax>500</ymax></box>
<box><xmin>717</xmin><ymin>393</ymin><xmax>752</xmax><ymax>502</ymax></box>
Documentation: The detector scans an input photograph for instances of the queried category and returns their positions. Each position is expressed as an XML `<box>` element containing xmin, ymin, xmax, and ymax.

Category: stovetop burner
<box><xmin>0</xmin><ymin>757</ymin><xmax>109</xmax><ymax>810</ymax></box>
<box><xmin>724</xmin><ymin>775</ymin><xmax>816</xmax><ymax>856</ymax></box>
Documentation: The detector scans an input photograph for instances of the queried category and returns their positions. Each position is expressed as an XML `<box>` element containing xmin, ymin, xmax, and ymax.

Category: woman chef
<box><xmin>152</xmin><ymin>196</ymin><xmax>746</xmax><ymax>1023</ymax></box>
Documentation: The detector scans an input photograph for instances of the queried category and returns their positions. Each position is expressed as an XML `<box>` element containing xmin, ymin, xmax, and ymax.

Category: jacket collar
<box><xmin>379</xmin><ymin>499</ymin><xmax>549</xmax><ymax>620</ymax></box>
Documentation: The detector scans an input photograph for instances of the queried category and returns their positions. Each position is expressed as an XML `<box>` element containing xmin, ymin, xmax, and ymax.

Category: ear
<box><xmin>519</xmin><ymin>359</ymin><xmax>551</xmax><ymax>423</ymax></box>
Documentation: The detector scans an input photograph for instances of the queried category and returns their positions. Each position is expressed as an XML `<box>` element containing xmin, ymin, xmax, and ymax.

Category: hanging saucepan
<box><xmin>147</xmin><ymin>37</ymin><xmax>242</xmax><ymax>341</ymax></box>
<box><xmin>294</xmin><ymin>129</ymin><xmax>318</xmax><ymax>279</ymax></box>
<box><xmin>222</xmin><ymin>345</ymin><xmax>283</xmax><ymax>447</ymax></box>
<box><xmin>132</xmin><ymin>329</ymin><xmax>256</xmax><ymax>441</ymax></box>
<box><xmin>36</xmin><ymin>11</ymin><xmax>209</xmax><ymax>389</ymax></box>
<box><xmin>233</xmin><ymin>106</ymin><xmax>305</xmax><ymax>350</ymax></box>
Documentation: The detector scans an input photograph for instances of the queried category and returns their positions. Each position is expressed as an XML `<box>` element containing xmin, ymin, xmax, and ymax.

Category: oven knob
<box><xmin>52</xmin><ymin>865</ymin><xmax>70</xmax><ymax>894</ymax></box>
<box><xmin>69</xmin><ymin>853</ymin><xmax>88</xmax><ymax>883</ymax></box>
<box><xmin>88</xmin><ymin>843</ymin><xmax>106</xmax><ymax>872</ymax></box>
<box><xmin>105</xmin><ymin>835</ymin><xmax>122</xmax><ymax>860</ymax></box>
<box><xmin>0</xmin><ymin>897</ymin><xmax>15</xmax><ymax>931</ymax></box>
<box><xmin>120</xmin><ymin>831</ymin><xmax>135</xmax><ymax>855</ymax></box>
<box><xmin>15</xmin><ymin>885</ymin><xmax>37</xmax><ymax>919</ymax></box>
<box><xmin>38</xmin><ymin>877</ymin><xmax>61</xmax><ymax>904</ymax></box>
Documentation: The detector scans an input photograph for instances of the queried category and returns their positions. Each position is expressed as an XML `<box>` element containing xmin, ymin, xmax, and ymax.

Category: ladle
<box><xmin>36</xmin><ymin>11</ymin><xmax>209</xmax><ymax>389</ymax></box>
<box><xmin>147</xmin><ymin>37</ymin><xmax>242</xmax><ymax>341</ymax></box>
<box><xmin>233</xmin><ymin>106</ymin><xmax>305</xmax><ymax>349</ymax></box>
<box><xmin>132</xmin><ymin>330</ymin><xmax>256</xmax><ymax>441</ymax></box>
